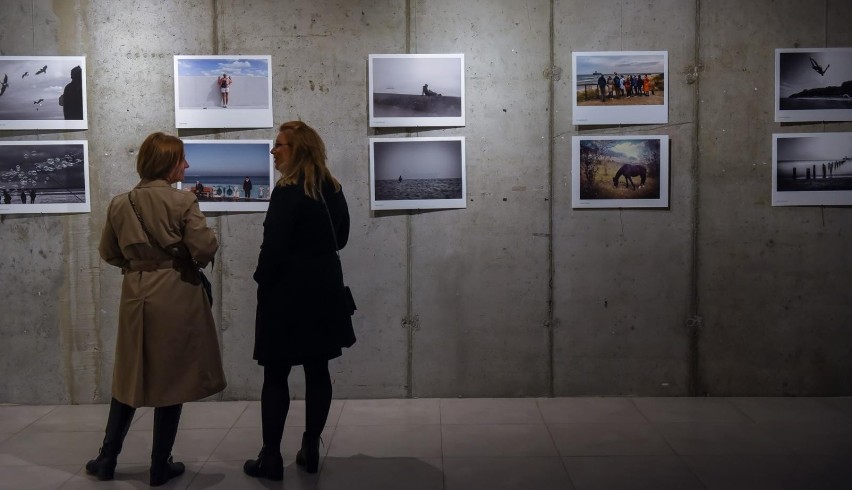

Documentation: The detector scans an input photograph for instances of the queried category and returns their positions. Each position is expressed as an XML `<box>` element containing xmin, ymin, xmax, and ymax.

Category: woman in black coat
<box><xmin>244</xmin><ymin>121</ymin><xmax>354</xmax><ymax>481</ymax></box>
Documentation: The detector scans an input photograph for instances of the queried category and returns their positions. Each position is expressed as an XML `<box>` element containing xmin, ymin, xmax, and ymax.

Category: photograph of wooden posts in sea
<box><xmin>369</xmin><ymin>54</ymin><xmax>465</xmax><ymax>127</ymax></box>
<box><xmin>0</xmin><ymin>141</ymin><xmax>90</xmax><ymax>214</ymax></box>
<box><xmin>572</xmin><ymin>135</ymin><xmax>669</xmax><ymax>209</ymax></box>
<box><xmin>0</xmin><ymin>56</ymin><xmax>87</xmax><ymax>130</ymax></box>
<box><xmin>772</xmin><ymin>132</ymin><xmax>852</xmax><ymax>206</ymax></box>
<box><xmin>572</xmin><ymin>51</ymin><xmax>668</xmax><ymax>125</ymax></box>
<box><xmin>370</xmin><ymin>137</ymin><xmax>466</xmax><ymax>210</ymax></box>
<box><xmin>776</xmin><ymin>48</ymin><xmax>852</xmax><ymax>122</ymax></box>
<box><xmin>178</xmin><ymin>140</ymin><xmax>273</xmax><ymax>212</ymax></box>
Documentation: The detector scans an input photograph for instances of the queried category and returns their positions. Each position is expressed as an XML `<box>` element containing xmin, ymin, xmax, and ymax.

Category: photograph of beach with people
<box><xmin>572</xmin><ymin>135</ymin><xmax>669</xmax><ymax>208</ymax></box>
<box><xmin>772</xmin><ymin>132</ymin><xmax>852</xmax><ymax>206</ymax></box>
<box><xmin>174</xmin><ymin>55</ymin><xmax>273</xmax><ymax>129</ymax></box>
<box><xmin>0</xmin><ymin>56</ymin><xmax>87</xmax><ymax>130</ymax></box>
<box><xmin>0</xmin><ymin>141</ymin><xmax>90</xmax><ymax>214</ymax></box>
<box><xmin>178</xmin><ymin>140</ymin><xmax>273</xmax><ymax>212</ymax></box>
<box><xmin>573</xmin><ymin>51</ymin><xmax>668</xmax><ymax>125</ymax></box>
<box><xmin>776</xmin><ymin>48</ymin><xmax>852</xmax><ymax>122</ymax></box>
<box><xmin>370</xmin><ymin>137</ymin><xmax>466</xmax><ymax>210</ymax></box>
<box><xmin>369</xmin><ymin>54</ymin><xmax>465</xmax><ymax>127</ymax></box>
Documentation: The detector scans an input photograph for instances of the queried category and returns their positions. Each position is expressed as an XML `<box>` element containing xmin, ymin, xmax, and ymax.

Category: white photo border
<box><xmin>572</xmin><ymin>51</ymin><xmax>668</xmax><ymax>126</ymax></box>
<box><xmin>772</xmin><ymin>132</ymin><xmax>852</xmax><ymax>206</ymax></box>
<box><xmin>572</xmin><ymin>135</ymin><xmax>670</xmax><ymax>209</ymax></box>
<box><xmin>173</xmin><ymin>55</ymin><xmax>273</xmax><ymax>129</ymax></box>
<box><xmin>177</xmin><ymin>139</ymin><xmax>274</xmax><ymax>213</ymax></box>
<box><xmin>0</xmin><ymin>56</ymin><xmax>88</xmax><ymax>130</ymax></box>
<box><xmin>775</xmin><ymin>48</ymin><xmax>852</xmax><ymax>123</ymax></box>
<box><xmin>370</xmin><ymin>136</ymin><xmax>466</xmax><ymax>210</ymax></box>
<box><xmin>0</xmin><ymin>140</ymin><xmax>90</xmax><ymax>214</ymax></box>
<box><xmin>369</xmin><ymin>53</ymin><xmax>466</xmax><ymax>127</ymax></box>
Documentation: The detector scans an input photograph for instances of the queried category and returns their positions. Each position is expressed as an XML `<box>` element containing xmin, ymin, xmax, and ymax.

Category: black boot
<box><xmin>85</xmin><ymin>398</ymin><xmax>136</xmax><ymax>481</ymax></box>
<box><xmin>295</xmin><ymin>432</ymin><xmax>321</xmax><ymax>473</ymax></box>
<box><xmin>149</xmin><ymin>404</ymin><xmax>185</xmax><ymax>487</ymax></box>
<box><xmin>243</xmin><ymin>446</ymin><xmax>284</xmax><ymax>481</ymax></box>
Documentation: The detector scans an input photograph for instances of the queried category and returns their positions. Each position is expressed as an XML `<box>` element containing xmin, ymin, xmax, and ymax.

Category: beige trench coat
<box><xmin>99</xmin><ymin>179</ymin><xmax>226</xmax><ymax>408</ymax></box>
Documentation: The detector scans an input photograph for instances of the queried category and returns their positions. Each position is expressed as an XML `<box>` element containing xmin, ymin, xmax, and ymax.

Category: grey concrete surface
<box><xmin>0</xmin><ymin>0</ymin><xmax>850</xmax><ymax>404</ymax></box>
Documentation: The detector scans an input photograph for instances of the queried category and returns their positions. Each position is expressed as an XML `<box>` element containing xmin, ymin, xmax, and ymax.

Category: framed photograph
<box><xmin>775</xmin><ymin>48</ymin><xmax>852</xmax><ymax>122</ymax></box>
<box><xmin>0</xmin><ymin>56</ymin><xmax>87</xmax><ymax>130</ymax></box>
<box><xmin>772</xmin><ymin>132</ymin><xmax>852</xmax><ymax>206</ymax></box>
<box><xmin>0</xmin><ymin>141</ymin><xmax>90</xmax><ymax>214</ymax></box>
<box><xmin>572</xmin><ymin>135</ymin><xmax>669</xmax><ymax>208</ymax></box>
<box><xmin>370</xmin><ymin>136</ymin><xmax>466</xmax><ymax>210</ymax></box>
<box><xmin>174</xmin><ymin>55</ymin><xmax>273</xmax><ymax>129</ymax></box>
<box><xmin>572</xmin><ymin>51</ymin><xmax>668</xmax><ymax>125</ymax></box>
<box><xmin>369</xmin><ymin>54</ymin><xmax>465</xmax><ymax>127</ymax></box>
<box><xmin>177</xmin><ymin>140</ymin><xmax>274</xmax><ymax>212</ymax></box>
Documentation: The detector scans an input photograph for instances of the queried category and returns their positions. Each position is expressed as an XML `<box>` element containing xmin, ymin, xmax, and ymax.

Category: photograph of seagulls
<box><xmin>0</xmin><ymin>56</ymin><xmax>87</xmax><ymax>130</ymax></box>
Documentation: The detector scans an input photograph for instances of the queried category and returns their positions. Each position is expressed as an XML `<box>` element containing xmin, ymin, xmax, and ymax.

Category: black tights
<box><xmin>261</xmin><ymin>359</ymin><xmax>332</xmax><ymax>452</ymax></box>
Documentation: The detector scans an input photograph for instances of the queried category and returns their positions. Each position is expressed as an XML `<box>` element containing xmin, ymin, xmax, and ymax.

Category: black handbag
<box><xmin>128</xmin><ymin>191</ymin><xmax>214</xmax><ymax>306</ymax></box>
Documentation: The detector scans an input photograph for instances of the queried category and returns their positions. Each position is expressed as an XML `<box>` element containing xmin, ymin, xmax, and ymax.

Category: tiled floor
<box><xmin>1</xmin><ymin>397</ymin><xmax>851</xmax><ymax>489</ymax></box>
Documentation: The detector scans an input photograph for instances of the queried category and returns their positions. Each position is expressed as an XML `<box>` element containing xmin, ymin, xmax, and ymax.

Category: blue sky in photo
<box><xmin>177</xmin><ymin>57</ymin><xmax>269</xmax><ymax>77</ymax></box>
<box><xmin>183</xmin><ymin>142</ymin><xmax>271</xmax><ymax>177</ymax></box>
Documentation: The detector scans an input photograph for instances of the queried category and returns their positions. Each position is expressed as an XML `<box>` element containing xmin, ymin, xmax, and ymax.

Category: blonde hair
<box><xmin>276</xmin><ymin>121</ymin><xmax>340</xmax><ymax>199</ymax></box>
<box><xmin>136</xmin><ymin>132</ymin><xmax>184</xmax><ymax>180</ymax></box>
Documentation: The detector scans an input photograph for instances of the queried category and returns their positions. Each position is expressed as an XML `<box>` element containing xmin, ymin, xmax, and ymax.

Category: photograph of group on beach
<box><xmin>0</xmin><ymin>141</ymin><xmax>90</xmax><ymax>214</ymax></box>
<box><xmin>772</xmin><ymin>132</ymin><xmax>852</xmax><ymax>206</ymax></box>
<box><xmin>572</xmin><ymin>51</ymin><xmax>668</xmax><ymax>125</ymax></box>
<box><xmin>0</xmin><ymin>56</ymin><xmax>87</xmax><ymax>130</ymax></box>
<box><xmin>173</xmin><ymin>55</ymin><xmax>273</xmax><ymax>129</ymax></box>
<box><xmin>369</xmin><ymin>54</ymin><xmax>465</xmax><ymax>127</ymax></box>
<box><xmin>370</xmin><ymin>137</ymin><xmax>466</xmax><ymax>210</ymax></box>
<box><xmin>177</xmin><ymin>140</ymin><xmax>273</xmax><ymax>212</ymax></box>
<box><xmin>775</xmin><ymin>48</ymin><xmax>852</xmax><ymax>122</ymax></box>
<box><xmin>572</xmin><ymin>135</ymin><xmax>669</xmax><ymax>209</ymax></box>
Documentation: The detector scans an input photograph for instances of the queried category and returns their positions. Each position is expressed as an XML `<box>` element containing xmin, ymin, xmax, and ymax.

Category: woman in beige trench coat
<box><xmin>87</xmin><ymin>132</ymin><xmax>226</xmax><ymax>487</ymax></box>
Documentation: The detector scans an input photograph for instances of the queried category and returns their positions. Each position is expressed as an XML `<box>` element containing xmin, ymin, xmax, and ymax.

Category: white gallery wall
<box><xmin>0</xmin><ymin>0</ymin><xmax>850</xmax><ymax>404</ymax></box>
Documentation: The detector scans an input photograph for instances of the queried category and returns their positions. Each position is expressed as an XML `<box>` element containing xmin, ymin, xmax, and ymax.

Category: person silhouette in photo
<box><xmin>20</xmin><ymin>189</ymin><xmax>27</xmax><ymax>204</ymax></box>
<box><xmin>29</xmin><ymin>189</ymin><xmax>36</xmax><ymax>203</ymax></box>
<box><xmin>217</xmin><ymin>73</ymin><xmax>232</xmax><ymax>107</ymax></box>
<box><xmin>422</xmin><ymin>83</ymin><xmax>429</xmax><ymax>96</ymax></box>
<box><xmin>597</xmin><ymin>74</ymin><xmax>607</xmax><ymax>102</ymax></box>
<box><xmin>194</xmin><ymin>181</ymin><xmax>203</xmax><ymax>196</ymax></box>
<box><xmin>243</xmin><ymin>176</ymin><xmax>253</xmax><ymax>199</ymax></box>
<box><xmin>2</xmin><ymin>189</ymin><xmax>11</xmax><ymax>204</ymax></box>
<box><xmin>59</xmin><ymin>65</ymin><xmax>84</xmax><ymax>120</ymax></box>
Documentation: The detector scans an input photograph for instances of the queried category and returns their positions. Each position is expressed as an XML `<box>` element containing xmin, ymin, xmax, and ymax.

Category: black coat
<box><xmin>253</xmin><ymin>180</ymin><xmax>352</xmax><ymax>366</ymax></box>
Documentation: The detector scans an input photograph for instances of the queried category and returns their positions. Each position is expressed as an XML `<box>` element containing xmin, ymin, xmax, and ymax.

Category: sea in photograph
<box><xmin>184</xmin><ymin>174</ymin><xmax>270</xmax><ymax>200</ymax></box>
<box><xmin>0</xmin><ymin>188</ymin><xmax>86</xmax><ymax>204</ymax></box>
<box><xmin>0</xmin><ymin>144</ymin><xmax>86</xmax><ymax>202</ymax></box>
<box><xmin>375</xmin><ymin>178</ymin><xmax>462</xmax><ymax>201</ymax></box>
<box><xmin>373</xmin><ymin>93</ymin><xmax>462</xmax><ymax>118</ymax></box>
<box><xmin>777</xmin><ymin>158</ymin><xmax>852</xmax><ymax>192</ymax></box>
<box><xmin>779</xmin><ymin>97</ymin><xmax>852</xmax><ymax>110</ymax></box>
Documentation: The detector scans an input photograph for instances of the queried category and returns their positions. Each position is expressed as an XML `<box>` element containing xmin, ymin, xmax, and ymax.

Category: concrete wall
<box><xmin>0</xmin><ymin>0</ymin><xmax>849</xmax><ymax>404</ymax></box>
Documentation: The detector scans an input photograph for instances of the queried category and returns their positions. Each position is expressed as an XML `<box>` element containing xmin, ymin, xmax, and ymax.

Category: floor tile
<box><xmin>337</xmin><ymin>399</ymin><xmax>440</xmax><ymax>426</ymax></box>
<box><xmin>730</xmin><ymin>397</ymin><xmax>852</xmax><ymax>425</ymax></box>
<box><xmin>318</xmin><ymin>457</ymin><xmax>443</xmax><ymax>490</ymax></box>
<box><xmin>209</xmin><ymin>426</ymin><xmax>334</xmax><ymax>464</ymax></box>
<box><xmin>0</xmin><ymin>430</ymin><xmax>101</xmax><ymax>466</ymax></box>
<box><xmin>633</xmin><ymin>397</ymin><xmax>752</xmax><ymax>425</ymax></box>
<box><xmin>440</xmin><ymin>398</ymin><xmax>543</xmax><ymax>425</ymax></box>
<box><xmin>444</xmin><ymin>457</ymin><xmax>573</xmax><ymax>490</ymax></box>
<box><xmin>562</xmin><ymin>455</ymin><xmax>705</xmax><ymax>490</ymax></box>
<box><xmin>798</xmin><ymin>453</ymin><xmax>852</xmax><ymax>488</ymax></box>
<box><xmin>683</xmin><ymin>454</ymin><xmax>839</xmax><ymax>490</ymax></box>
<box><xmin>538</xmin><ymin>397</ymin><xmax>646</xmax><ymax>424</ymax></box>
<box><xmin>22</xmin><ymin>405</ymin><xmax>113</xmax><ymax>433</ymax></box>
<box><xmin>548</xmin><ymin>422</ymin><xmax>673</xmax><ymax>456</ymax></box>
<box><xmin>759</xmin><ymin>421</ymin><xmax>852</xmax><ymax>455</ymax></box>
<box><xmin>442</xmin><ymin>424</ymin><xmax>558</xmax><ymax>457</ymax></box>
<box><xmin>655</xmin><ymin>421</ymin><xmax>792</xmax><ymax>455</ymax></box>
<box><xmin>0</xmin><ymin>405</ymin><xmax>56</xmax><ymax>433</ymax></box>
<box><xmin>131</xmin><ymin>401</ymin><xmax>249</xmax><ymax>431</ymax></box>
<box><xmin>0</xmin><ymin>434</ymin><xmax>10</xmax><ymax>444</ymax></box>
<box><xmin>233</xmin><ymin>400</ymin><xmax>344</xmax><ymax>428</ymax></box>
<box><xmin>0</xmin><ymin>464</ymin><xmax>77</xmax><ymax>490</ymax></box>
<box><xmin>61</xmin><ymin>462</ymin><xmax>202</xmax><ymax>489</ymax></box>
<box><xmin>328</xmin><ymin>424</ymin><xmax>441</xmax><ymax>459</ymax></box>
<box><xmin>820</xmin><ymin>397</ymin><xmax>852</xmax><ymax>421</ymax></box>
<box><xmin>189</xmin><ymin>460</ymin><xmax>317</xmax><ymax>489</ymax></box>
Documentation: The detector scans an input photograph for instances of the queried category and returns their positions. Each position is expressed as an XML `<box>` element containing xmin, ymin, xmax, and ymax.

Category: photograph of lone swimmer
<box><xmin>372</xmin><ymin>138</ymin><xmax>463</xmax><ymax>202</ymax></box>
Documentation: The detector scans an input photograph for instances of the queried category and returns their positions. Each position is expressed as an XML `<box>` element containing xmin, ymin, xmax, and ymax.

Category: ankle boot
<box><xmin>85</xmin><ymin>398</ymin><xmax>136</xmax><ymax>481</ymax></box>
<box><xmin>295</xmin><ymin>432</ymin><xmax>321</xmax><ymax>473</ymax></box>
<box><xmin>149</xmin><ymin>404</ymin><xmax>185</xmax><ymax>487</ymax></box>
<box><xmin>243</xmin><ymin>446</ymin><xmax>284</xmax><ymax>481</ymax></box>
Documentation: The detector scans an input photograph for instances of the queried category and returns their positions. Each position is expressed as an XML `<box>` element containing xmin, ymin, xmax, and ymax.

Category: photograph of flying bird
<box><xmin>0</xmin><ymin>74</ymin><xmax>8</xmax><ymax>96</ymax></box>
<box><xmin>809</xmin><ymin>57</ymin><xmax>830</xmax><ymax>76</ymax></box>
<box><xmin>35</xmin><ymin>65</ymin><xmax>47</xmax><ymax>75</ymax></box>
<box><xmin>21</xmin><ymin>71</ymin><xmax>28</xmax><ymax>78</ymax></box>
<box><xmin>34</xmin><ymin>99</ymin><xmax>43</xmax><ymax>105</ymax></box>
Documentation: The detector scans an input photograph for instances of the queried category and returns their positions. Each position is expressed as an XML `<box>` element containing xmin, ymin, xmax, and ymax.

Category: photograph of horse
<box><xmin>572</xmin><ymin>135</ymin><xmax>669</xmax><ymax>208</ymax></box>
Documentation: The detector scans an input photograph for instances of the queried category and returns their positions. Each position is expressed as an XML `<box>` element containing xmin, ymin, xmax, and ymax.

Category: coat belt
<box><xmin>124</xmin><ymin>259</ymin><xmax>174</xmax><ymax>272</ymax></box>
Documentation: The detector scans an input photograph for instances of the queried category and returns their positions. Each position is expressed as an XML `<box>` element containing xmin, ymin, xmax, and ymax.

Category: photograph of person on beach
<box><xmin>772</xmin><ymin>132</ymin><xmax>852</xmax><ymax>206</ymax></box>
<box><xmin>775</xmin><ymin>48</ymin><xmax>852</xmax><ymax>122</ymax></box>
<box><xmin>572</xmin><ymin>51</ymin><xmax>668</xmax><ymax>125</ymax></box>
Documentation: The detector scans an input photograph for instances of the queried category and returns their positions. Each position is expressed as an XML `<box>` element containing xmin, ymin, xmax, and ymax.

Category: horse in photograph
<box><xmin>613</xmin><ymin>164</ymin><xmax>647</xmax><ymax>190</ymax></box>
